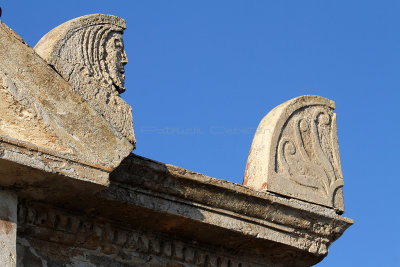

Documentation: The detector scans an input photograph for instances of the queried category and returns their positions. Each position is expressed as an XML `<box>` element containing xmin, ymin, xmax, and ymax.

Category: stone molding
<box><xmin>103</xmin><ymin>154</ymin><xmax>353</xmax><ymax>264</ymax></box>
<box><xmin>17</xmin><ymin>201</ymin><xmax>264</xmax><ymax>267</ymax></box>
<box><xmin>7</xmin><ymin>154</ymin><xmax>352</xmax><ymax>266</ymax></box>
<box><xmin>244</xmin><ymin>95</ymin><xmax>345</xmax><ymax>212</ymax></box>
<box><xmin>0</xmin><ymin>135</ymin><xmax>109</xmax><ymax>186</ymax></box>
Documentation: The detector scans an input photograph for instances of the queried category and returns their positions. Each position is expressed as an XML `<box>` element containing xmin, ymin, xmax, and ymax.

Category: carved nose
<box><xmin>121</xmin><ymin>51</ymin><xmax>128</xmax><ymax>65</ymax></box>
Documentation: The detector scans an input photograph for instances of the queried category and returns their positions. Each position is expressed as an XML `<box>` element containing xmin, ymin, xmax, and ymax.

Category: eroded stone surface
<box><xmin>17</xmin><ymin>201</ymin><xmax>267</xmax><ymax>267</ymax></box>
<box><xmin>34</xmin><ymin>14</ymin><xmax>135</xmax><ymax>145</ymax></box>
<box><xmin>0</xmin><ymin>189</ymin><xmax>17</xmax><ymax>267</ymax></box>
<box><xmin>0</xmin><ymin>18</ymin><xmax>134</xmax><ymax>185</ymax></box>
<box><xmin>0</xmin><ymin>16</ymin><xmax>352</xmax><ymax>267</ymax></box>
<box><xmin>244</xmin><ymin>95</ymin><xmax>345</xmax><ymax>212</ymax></box>
<box><xmin>2</xmin><ymin>153</ymin><xmax>352</xmax><ymax>267</ymax></box>
<box><xmin>13</xmin><ymin>153</ymin><xmax>353</xmax><ymax>267</ymax></box>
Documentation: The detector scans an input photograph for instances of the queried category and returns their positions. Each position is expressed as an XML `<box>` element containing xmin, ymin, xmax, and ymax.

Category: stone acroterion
<box><xmin>0</xmin><ymin>15</ymin><xmax>135</xmax><ymax>186</ymax></box>
<box><xmin>34</xmin><ymin>14</ymin><xmax>135</xmax><ymax>145</ymax></box>
<box><xmin>244</xmin><ymin>95</ymin><xmax>345</xmax><ymax>213</ymax></box>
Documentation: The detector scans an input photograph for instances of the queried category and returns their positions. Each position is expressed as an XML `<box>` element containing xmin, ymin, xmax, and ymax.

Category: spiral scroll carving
<box><xmin>244</xmin><ymin>96</ymin><xmax>345</xmax><ymax>212</ymax></box>
<box><xmin>276</xmin><ymin>106</ymin><xmax>344</xmax><ymax>210</ymax></box>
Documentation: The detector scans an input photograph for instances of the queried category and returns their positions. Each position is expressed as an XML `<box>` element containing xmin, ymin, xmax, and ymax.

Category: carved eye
<box><xmin>114</xmin><ymin>38</ymin><xmax>123</xmax><ymax>50</ymax></box>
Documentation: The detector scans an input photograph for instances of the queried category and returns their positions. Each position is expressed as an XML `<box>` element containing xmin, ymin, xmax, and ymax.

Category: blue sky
<box><xmin>2</xmin><ymin>1</ymin><xmax>399</xmax><ymax>266</ymax></box>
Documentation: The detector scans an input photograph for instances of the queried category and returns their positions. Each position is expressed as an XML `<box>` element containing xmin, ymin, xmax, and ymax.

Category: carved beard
<box><xmin>105</xmin><ymin>33</ymin><xmax>127</xmax><ymax>94</ymax></box>
<box><xmin>108</xmin><ymin>57</ymin><xmax>126</xmax><ymax>94</ymax></box>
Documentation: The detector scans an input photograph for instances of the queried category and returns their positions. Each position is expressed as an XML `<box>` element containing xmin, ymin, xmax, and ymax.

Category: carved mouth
<box><xmin>113</xmin><ymin>82</ymin><xmax>126</xmax><ymax>94</ymax></box>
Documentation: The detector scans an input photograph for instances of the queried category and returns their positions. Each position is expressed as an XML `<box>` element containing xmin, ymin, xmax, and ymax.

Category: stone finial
<box><xmin>34</xmin><ymin>14</ymin><xmax>135</xmax><ymax>145</ymax></box>
<box><xmin>0</xmin><ymin>18</ymin><xmax>134</xmax><ymax>185</ymax></box>
<box><xmin>243</xmin><ymin>95</ymin><xmax>345</xmax><ymax>212</ymax></box>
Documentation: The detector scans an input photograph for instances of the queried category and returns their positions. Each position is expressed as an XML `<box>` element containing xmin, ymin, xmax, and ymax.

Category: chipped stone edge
<box><xmin>111</xmin><ymin>154</ymin><xmax>354</xmax><ymax>257</ymax></box>
<box><xmin>0</xmin><ymin>134</ymin><xmax>110</xmax><ymax>186</ymax></box>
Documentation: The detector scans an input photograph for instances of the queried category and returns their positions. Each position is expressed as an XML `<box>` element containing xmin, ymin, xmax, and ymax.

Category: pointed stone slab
<box><xmin>0</xmin><ymin>18</ymin><xmax>133</xmax><ymax>187</ymax></box>
<box><xmin>244</xmin><ymin>95</ymin><xmax>345</xmax><ymax>213</ymax></box>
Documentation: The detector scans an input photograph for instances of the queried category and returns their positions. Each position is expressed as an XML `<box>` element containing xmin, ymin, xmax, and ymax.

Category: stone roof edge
<box><xmin>121</xmin><ymin>153</ymin><xmax>353</xmax><ymax>225</ymax></box>
<box><xmin>107</xmin><ymin>154</ymin><xmax>353</xmax><ymax>257</ymax></box>
<box><xmin>0</xmin><ymin>134</ymin><xmax>110</xmax><ymax>186</ymax></box>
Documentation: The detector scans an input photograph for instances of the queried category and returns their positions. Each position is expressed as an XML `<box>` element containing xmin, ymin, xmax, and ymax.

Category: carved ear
<box><xmin>244</xmin><ymin>95</ymin><xmax>345</xmax><ymax>213</ymax></box>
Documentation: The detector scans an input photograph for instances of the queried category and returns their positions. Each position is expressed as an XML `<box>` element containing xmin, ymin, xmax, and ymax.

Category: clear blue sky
<box><xmin>2</xmin><ymin>1</ymin><xmax>399</xmax><ymax>266</ymax></box>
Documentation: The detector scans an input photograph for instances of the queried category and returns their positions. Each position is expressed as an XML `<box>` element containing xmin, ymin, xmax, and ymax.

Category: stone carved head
<box><xmin>55</xmin><ymin>19</ymin><xmax>128</xmax><ymax>94</ymax></box>
<box><xmin>105</xmin><ymin>31</ymin><xmax>128</xmax><ymax>93</ymax></box>
<box><xmin>35</xmin><ymin>14</ymin><xmax>135</xmax><ymax>145</ymax></box>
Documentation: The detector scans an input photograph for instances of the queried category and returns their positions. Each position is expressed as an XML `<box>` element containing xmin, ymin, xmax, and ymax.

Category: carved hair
<box><xmin>34</xmin><ymin>14</ymin><xmax>135</xmax><ymax>145</ymax></box>
<box><xmin>35</xmin><ymin>14</ymin><xmax>127</xmax><ymax>93</ymax></box>
<box><xmin>69</xmin><ymin>26</ymin><xmax>121</xmax><ymax>88</ymax></box>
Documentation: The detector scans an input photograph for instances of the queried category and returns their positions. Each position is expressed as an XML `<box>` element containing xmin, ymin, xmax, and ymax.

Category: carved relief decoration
<box><xmin>275</xmin><ymin>105</ymin><xmax>344</xmax><ymax>211</ymax></box>
<box><xmin>0</xmin><ymin>18</ymin><xmax>134</xmax><ymax>179</ymax></box>
<box><xmin>17</xmin><ymin>202</ymin><xmax>264</xmax><ymax>267</ymax></box>
<box><xmin>34</xmin><ymin>14</ymin><xmax>135</xmax><ymax>145</ymax></box>
<box><xmin>244</xmin><ymin>96</ymin><xmax>345</xmax><ymax>212</ymax></box>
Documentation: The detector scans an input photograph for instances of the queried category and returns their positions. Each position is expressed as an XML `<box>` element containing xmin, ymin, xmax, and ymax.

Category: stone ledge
<box><xmin>103</xmin><ymin>154</ymin><xmax>353</xmax><ymax>262</ymax></box>
<box><xmin>0</xmin><ymin>134</ymin><xmax>110</xmax><ymax>193</ymax></box>
<box><xmin>1</xmin><ymin>149</ymin><xmax>352</xmax><ymax>266</ymax></box>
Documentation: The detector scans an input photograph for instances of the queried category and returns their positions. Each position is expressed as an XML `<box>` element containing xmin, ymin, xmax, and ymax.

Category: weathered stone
<box><xmin>0</xmin><ymin>17</ymin><xmax>134</xmax><ymax>186</ymax></box>
<box><xmin>0</xmin><ymin>189</ymin><xmax>17</xmax><ymax>267</ymax></box>
<box><xmin>34</xmin><ymin>14</ymin><xmax>135</xmax><ymax>145</ymax></box>
<box><xmin>244</xmin><ymin>95</ymin><xmax>345</xmax><ymax>212</ymax></box>
<box><xmin>0</xmin><ymin>15</ymin><xmax>352</xmax><ymax>267</ymax></box>
<box><xmin>6</xmin><ymin>153</ymin><xmax>352</xmax><ymax>266</ymax></box>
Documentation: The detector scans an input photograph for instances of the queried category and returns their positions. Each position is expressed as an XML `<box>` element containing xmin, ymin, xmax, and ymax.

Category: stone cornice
<box><xmin>102</xmin><ymin>154</ymin><xmax>352</xmax><ymax>264</ymax></box>
<box><xmin>3</xmin><ymin>152</ymin><xmax>352</xmax><ymax>266</ymax></box>
<box><xmin>18</xmin><ymin>201</ymin><xmax>266</xmax><ymax>267</ymax></box>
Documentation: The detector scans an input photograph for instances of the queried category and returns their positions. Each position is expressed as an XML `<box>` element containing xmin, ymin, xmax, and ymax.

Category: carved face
<box><xmin>105</xmin><ymin>32</ymin><xmax>128</xmax><ymax>93</ymax></box>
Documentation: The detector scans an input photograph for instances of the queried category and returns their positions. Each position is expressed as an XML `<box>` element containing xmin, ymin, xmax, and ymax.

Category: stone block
<box><xmin>0</xmin><ymin>15</ymin><xmax>135</xmax><ymax>186</ymax></box>
<box><xmin>0</xmin><ymin>189</ymin><xmax>17</xmax><ymax>267</ymax></box>
<box><xmin>244</xmin><ymin>95</ymin><xmax>345</xmax><ymax>212</ymax></box>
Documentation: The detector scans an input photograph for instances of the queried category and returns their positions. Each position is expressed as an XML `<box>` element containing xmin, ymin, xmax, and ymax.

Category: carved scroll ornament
<box><xmin>243</xmin><ymin>96</ymin><xmax>345</xmax><ymax>212</ymax></box>
<box><xmin>34</xmin><ymin>14</ymin><xmax>135</xmax><ymax>145</ymax></box>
